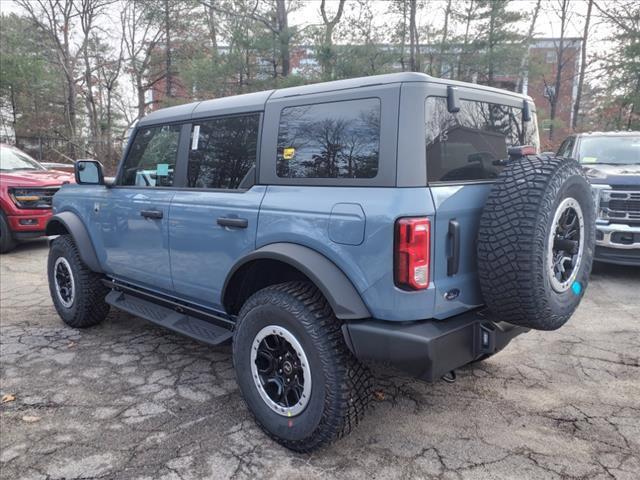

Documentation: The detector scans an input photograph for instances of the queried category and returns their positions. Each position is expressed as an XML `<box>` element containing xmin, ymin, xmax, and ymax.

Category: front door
<box><xmin>98</xmin><ymin>124</ymin><xmax>182</xmax><ymax>292</ymax></box>
<box><xmin>169</xmin><ymin>113</ymin><xmax>264</xmax><ymax>308</ymax></box>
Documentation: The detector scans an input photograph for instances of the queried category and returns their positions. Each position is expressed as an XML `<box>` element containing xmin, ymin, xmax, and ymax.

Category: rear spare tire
<box><xmin>477</xmin><ymin>156</ymin><xmax>595</xmax><ymax>331</ymax></box>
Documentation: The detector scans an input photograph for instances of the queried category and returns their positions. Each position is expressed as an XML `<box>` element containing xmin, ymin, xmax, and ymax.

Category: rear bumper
<box><xmin>342</xmin><ymin>309</ymin><xmax>528</xmax><ymax>382</ymax></box>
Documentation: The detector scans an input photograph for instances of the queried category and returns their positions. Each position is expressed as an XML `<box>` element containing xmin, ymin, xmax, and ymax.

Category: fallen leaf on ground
<box><xmin>21</xmin><ymin>415</ymin><xmax>41</xmax><ymax>423</ymax></box>
<box><xmin>374</xmin><ymin>390</ymin><xmax>385</xmax><ymax>401</ymax></box>
<box><xmin>1</xmin><ymin>394</ymin><xmax>16</xmax><ymax>404</ymax></box>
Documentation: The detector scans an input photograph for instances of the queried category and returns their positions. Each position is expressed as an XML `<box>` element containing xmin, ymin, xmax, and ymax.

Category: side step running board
<box><xmin>105</xmin><ymin>290</ymin><xmax>233</xmax><ymax>346</ymax></box>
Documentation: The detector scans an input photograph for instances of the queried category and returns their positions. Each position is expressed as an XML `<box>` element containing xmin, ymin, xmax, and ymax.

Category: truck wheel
<box><xmin>0</xmin><ymin>212</ymin><xmax>16</xmax><ymax>254</ymax></box>
<box><xmin>233</xmin><ymin>281</ymin><xmax>373</xmax><ymax>452</ymax></box>
<box><xmin>47</xmin><ymin>235</ymin><xmax>110</xmax><ymax>328</ymax></box>
<box><xmin>477</xmin><ymin>156</ymin><xmax>595</xmax><ymax>331</ymax></box>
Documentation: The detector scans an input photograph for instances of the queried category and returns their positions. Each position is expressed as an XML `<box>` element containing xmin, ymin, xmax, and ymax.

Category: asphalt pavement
<box><xmin>1</xmin><ymin>239</ymin><xmax>638</xmax><ymax>479</ymax></box>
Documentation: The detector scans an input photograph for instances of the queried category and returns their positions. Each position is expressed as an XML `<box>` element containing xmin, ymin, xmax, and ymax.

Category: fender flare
<box><xmin>46</xmin><ymin>211</ymin><xmax>102</xmax><ymax>273</ymax></box>
<box><xmin>223</xmin><ymin>243</ymin><xmax>371</xmax><ymax>320</ymax></box>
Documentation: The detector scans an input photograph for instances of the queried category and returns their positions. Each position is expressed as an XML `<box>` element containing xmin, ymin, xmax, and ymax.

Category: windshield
<box><xmin>0</xmin><ymin>147</ymin><xmax>46</xmax><ymax>172</ymax></box>
<box><xmin>578</xmin><ymin>136</ymin><xmax>640</xmax><ymax>165</ymax></box>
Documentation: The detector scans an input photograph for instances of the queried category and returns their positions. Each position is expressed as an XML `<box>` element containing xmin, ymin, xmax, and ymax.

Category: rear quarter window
<box><xmin>276</xmin><ymin>98</ymin><xmax>380</xmax><ymax>179</ymax></box>
<box><xmin>425</xmin><ymin>97</ymin><xmax>538</xmax><ymax>183</ymax></box>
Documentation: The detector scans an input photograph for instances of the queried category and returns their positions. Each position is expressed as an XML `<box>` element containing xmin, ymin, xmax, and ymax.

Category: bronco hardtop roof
<box><xmin>137</xmin><ymin>72</ymin><xmax>533</xmax><ymax>127</ymax></box>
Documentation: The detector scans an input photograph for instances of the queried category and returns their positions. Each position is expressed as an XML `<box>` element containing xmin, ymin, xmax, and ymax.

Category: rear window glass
<box><xmin>276</xmin><ymin>98</ymin><xmax>380</xmax><ymax>179</ymax></box>
<box><xmin>425</xmin><ymin>97</ymin><xmax>538</xmax><ymax>183</ymax></box>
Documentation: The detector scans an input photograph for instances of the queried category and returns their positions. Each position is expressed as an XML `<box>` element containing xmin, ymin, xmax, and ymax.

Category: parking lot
<box><xmin>0</xmin><ymin>240</ymin><xmax>638</xmax><ymax>480</ymax></box>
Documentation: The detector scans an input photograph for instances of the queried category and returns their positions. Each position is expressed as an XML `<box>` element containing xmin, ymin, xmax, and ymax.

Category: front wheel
<box><xmin>0</xmin><ymin>212</ymin><xmax>16</xmax><ymax>254</ymax></box>
<box><xmin>233</xmin><ymin>282</ymin><xmax>373</xmax><ymax>452</ymax></box>
<box><xmin>47</xmin><ymin>235</ymin><xmax>110</xmax><ymax>328</ymax></box>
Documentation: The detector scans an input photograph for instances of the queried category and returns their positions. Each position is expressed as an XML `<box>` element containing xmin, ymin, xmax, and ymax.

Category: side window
<box><xmin>557</xmin><ymin>136</ymin><xmax>575</xmax><ymax>158</ymax></box>
<box><xmin>120</xmin><ymin>125</ymin><xmax>180</xmax><ymax>187</ymax></box>
<box><xmin>276</xmin><ymin>98</ymin><xmax>380</xmax><ymax>179</ymax></box>
<box><xmin>187</xmin><ymin>114</ymin><xmax>260</xmax><ymax>189</ymax></box>
<box><xmin>425</xmin><ymin>97</ymin><xmax>537</xmax><ymax>183</ymax></box>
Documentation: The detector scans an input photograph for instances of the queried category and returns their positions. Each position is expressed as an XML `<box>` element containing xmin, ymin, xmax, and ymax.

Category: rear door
<box><xmin>168</xmin><ymin>113</ymin><xmax>265</xmax><ymax>309</ymax></box>
<box><xmin>425</xmin><ymin>88</ymin><xmax>539</xmax><ymax>318</ymax></box>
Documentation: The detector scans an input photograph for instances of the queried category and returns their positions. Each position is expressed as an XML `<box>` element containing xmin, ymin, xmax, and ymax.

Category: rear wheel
<box><xmin>477</xmin><ymin>156</ymin><xmax>595</xmax><ymax>331</ymax></box>
<box><xmin>48</xmin><ymin>235</ymin><xmax>110</xmax><ymax>328</ymax></box>
<box><xmin>233</xmin><ymin>281</ymin><xmax>373</xmax><ymax>452</ymax></box>
<box><xmin>0</xmin><ymin>212</ymin><xmax>16</xmax><ymax>254</ymax></box>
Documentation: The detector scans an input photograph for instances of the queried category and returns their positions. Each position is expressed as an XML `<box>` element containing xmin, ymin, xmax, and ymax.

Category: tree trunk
<box><xmin>409</xmin><ymin>0</ymin><xmax>418</xmax><ymax>71</ymax></box>
<box><xmin>457</xmin><ymin>1</ymin><xmax>474</xmax><ymax>81</ymax></box>
<box><xmin>572</xmin><ymin>0</ymin><xmax>593</xmax><ymax>130</ymax></box>
<box><xmin>399</xmin><ymin>0</ymin><xmax>407</xmax><ymax>71</ymax></box>
<box><xmin>9</xmin><ymin>85</ymin><xmax>17</xmax><ymax>133</ymax></box>
<box><xmin>205</xmin><ymin>3</ymin><xmax>218</xmax><ymax>54</ymax></box>
<box><xmin>276</xmin><ymin>0</ymin><xmax>289</xmax><ymax>77</ymax></box>
<box><xmin>550</xmin><ymin>0</ymin><xmax>569</xmax><ymax>141</ymax></box>
<box><xmin>136</xmin><ymin>75</ymin><xmax>146</xmax><ymax>119</ymax></box>
<box><xmin>487</xmin><ymin>2</ymin><xmax>496</xmax><ymax>86</ymax></box>
<box><xmin>164</xmin><ymin>0</ymin><xmax>172</xmax><ymax>99</ymax></box>
<box><xmin>319</xmin><ymin>0</ymin><xmax>345</xmax><ymax>80</ymax></box>
<box><xmin>437</xmin><ymin>0</ymin><xmax>452</xmax><ymax>77</ymax></box>
<box><xmin>516</xmin><ymin>0</ymin><xmax>541</xmax><ymax>93</ymax></box>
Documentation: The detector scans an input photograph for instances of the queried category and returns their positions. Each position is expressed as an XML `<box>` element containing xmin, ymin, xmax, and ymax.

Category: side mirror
<box><xmin>447</xmin><ymin>86</ymin><xmax>460</xmax><ymax>113</ymax></box>
<box><xmin>75</xmin><ymin>160</ymin><xmax>105</xmax><ymax>185</ymax></box>
<box><xmin>522</xmin><ymin>100</ymin><xmax>532</xmax><ymax>122</ymax></box>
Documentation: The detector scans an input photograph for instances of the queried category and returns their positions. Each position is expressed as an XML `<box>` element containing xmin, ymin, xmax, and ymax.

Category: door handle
<box><xmin>140</xmin><ymin>209</ymin><xmax>163</xmax><ymax>220</ymax></box>
<box><xmin>217</xmin><ymin>217</ymin><xmax>248</xmax><ymax>229</ymax></box>
<box><xmin>447</xmin><ymin>220</ymin><xmax>460</xmax><ymax>276</ymax></box>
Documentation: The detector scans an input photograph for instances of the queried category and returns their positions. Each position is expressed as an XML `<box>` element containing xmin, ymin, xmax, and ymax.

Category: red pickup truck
<box><xmin>0</xmin><ymin>144</ymin><xmax>74</xmax><ymax>253</ymax></box>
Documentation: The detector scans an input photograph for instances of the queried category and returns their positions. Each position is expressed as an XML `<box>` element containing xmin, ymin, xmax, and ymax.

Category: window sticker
<box><xmin>191</xmin><ymin>125</ymin><xmax>200</xmax><ymax>150</ymax></box>
<box><xmin>582</xmin><ymin>156</ymin><xmax>597</xmax><ymax>163</ymax></box>
<box><xmin>156</xmin><ymin>163</ymin><xmax>169</xmax><ymax>176</ymax></box>
<box><xmin>283</xmin><ymin>147</ymin><xmax>295</xmax><ymax>160</ymax></box>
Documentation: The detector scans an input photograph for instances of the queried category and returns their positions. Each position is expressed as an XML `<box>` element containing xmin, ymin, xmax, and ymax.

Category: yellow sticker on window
<box><xmin>582</xmin><ymin>156</ymin><xmax>597</xmax><ymax>163</ymax></box>
<box><xmin>283</xmin><ymin>147</ymin><xmax>295</xmax><ymax>160</ymax></box>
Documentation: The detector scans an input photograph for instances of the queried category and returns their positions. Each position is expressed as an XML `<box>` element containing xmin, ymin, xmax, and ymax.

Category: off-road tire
<box><xmin>0</xmin><ymin>211</ymin><xmax>16</xmax><ymax>254</ymax></box>
<box><xmin>233</xmin><ymin>281</ymin><xmax>373</xmax><ymax>452</ymax></box>
<box><xmin>48</xmin><ymin>235</ymin><xmax>110</xmax><ymax>328</ymax></box>
<box><xmin>477</xmin><ymin>156</ymin><xmax>595</xmax><ymax>331</ymax></box>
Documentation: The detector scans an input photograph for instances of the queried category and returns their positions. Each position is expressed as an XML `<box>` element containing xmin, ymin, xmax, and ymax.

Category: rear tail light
<box><xmin>394</xmin><ymin>217</ymin><xmax>430</xmax><ymax>290</ymax></box>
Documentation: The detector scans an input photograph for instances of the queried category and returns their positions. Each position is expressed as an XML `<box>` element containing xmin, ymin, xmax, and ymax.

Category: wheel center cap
<box><xmin>282</xmin><ymin>361</ymin><xmax>293</xmax><ymax>375</ymax></box>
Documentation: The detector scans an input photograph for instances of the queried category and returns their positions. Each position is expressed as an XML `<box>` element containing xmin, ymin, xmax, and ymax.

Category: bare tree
<box><xmin>545</xmin><ymin>0</ymin><xmax>572</xmax><ymax>141</ymax></box>
<box><xmin>437</xmin><ymin>0</ymin><xmax>453</xmax><ymax>77</ymax></box>
<box><xmin>77</xmin><ymin>0</ymin><xmax>113</xmax><ymax>159</ymax></box>
<box><xmin>200</xmin><ymin>1</ymin><xmax>218</xmax><ymax>53</ymax></box>
<box><xmin>396</xmin><ymin>0</ymin><xmax>408</xmax><ymax>71</ymax></box>
<box><xmin>210</xmin><ymin>0</ymin><xmax>297</xmax><ymax>78</ymax></box>
<box><xmin>16</xmin><ymin>0</ymin><xmax>82</xmax><ymax>147</ymax></box>
<box><xmin>455</xmin><ymin>0</ymin><xmax>479</xmax><ymax>81</ymax></box>
<box><xmin>121</xmin><ymin>1</ymin><xmax>165</xmax><ymax>119</ymax></box>
<box><xmin>516</xmin><ymin>0</ymin><xmax>542</xmax><ymax>93</ymax></box>
<box><xmin>318</xmin><ymin>0</ymin><xmax>346</xmax><ymax>80</ymax></box>
<box><xmin>408</xmin><ymin>0</ymin><xmax>420</xmax><ymax>71</ymax></box>
<box><xmin>572</xmin><ymin>0</ymin><xmax>593</xmax><ymax>130</ymax></box>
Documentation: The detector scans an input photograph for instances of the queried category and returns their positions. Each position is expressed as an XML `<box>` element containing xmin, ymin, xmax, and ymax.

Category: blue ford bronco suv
<box><xmin>46</xmin><ymin>73</ymin><xmax>595</xmax><ymax>451</ymax></box>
